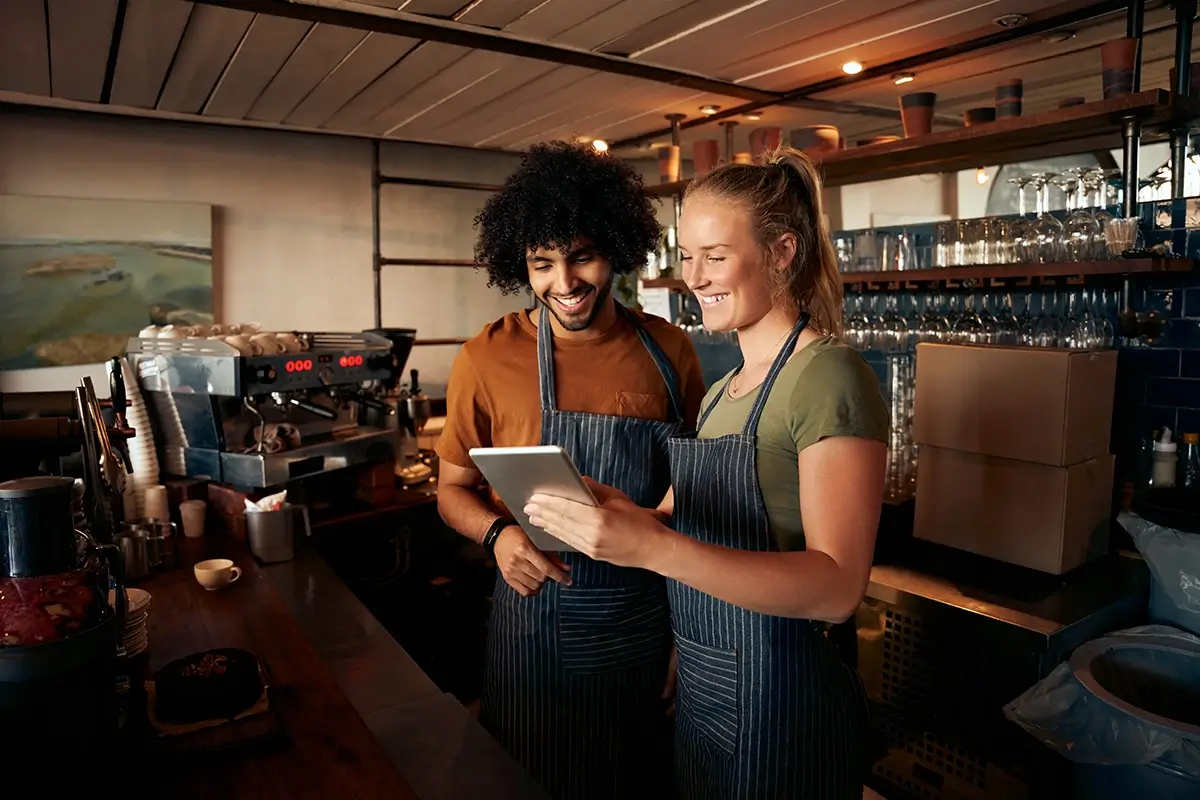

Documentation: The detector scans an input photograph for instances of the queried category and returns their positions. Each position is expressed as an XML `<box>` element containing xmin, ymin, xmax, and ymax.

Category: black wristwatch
<box><xmin>482</xmin><ymin>516</ymin><xmax>515</xmax><ymax>555</ymax></box>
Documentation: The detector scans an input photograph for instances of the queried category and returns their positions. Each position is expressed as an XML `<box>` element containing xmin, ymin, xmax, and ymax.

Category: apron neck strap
<box><xmin>739</xmin><ymin>313</ymin><xmax>810</xmax><ymax>436</ymax></box>
<box><xmin>537</xmin><ymin>301</ymin><xmax>685</xmax><ymax>420</ymax></box>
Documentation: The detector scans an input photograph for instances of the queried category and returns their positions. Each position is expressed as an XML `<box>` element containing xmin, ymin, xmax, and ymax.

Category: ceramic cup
<box><xmin>275</xmin><ymin>333</ymin><xmax>304</xmax><ymax>353</ymax></box>
<box><xmin>223</xmin><ymin>335</ymin><xmax>262</xmax><ymax>356</ymax></box>
<box><xmin>138</xmin><ymin>325</ymin><xmax>161</xmax><ymax>339</ymax></box>
<box><xmin>250</xmin><ymin>333</ymin><xmax>287</xmax><ymax>355</ymax></box>
<box><xmin>157</xmin><ymin>324</ymin><xmax>189</xmax><ymax>339</ymax></box>
<box><xmin>194</xmin><ymin>558</ymin><xmax>240</xmax><ymax>591</ymax></box>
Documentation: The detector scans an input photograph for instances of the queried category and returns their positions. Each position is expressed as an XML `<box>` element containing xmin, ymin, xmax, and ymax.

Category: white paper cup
<box><xmin>179</xmin><ymin>499</ymin><xmax>207</xmax><ymax>538</ymax></box>
<box><xmin>142</xmin><ymin>485</ymin><xmax>169</xmax><ymax>523</ymax></box>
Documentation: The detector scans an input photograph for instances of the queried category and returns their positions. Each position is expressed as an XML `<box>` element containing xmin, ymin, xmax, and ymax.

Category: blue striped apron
<box><xmin>479</xmin><ymin>303</ymin><xmax>683</xmax><ymax>800</ymax></box>
<box><xmin>667</xmin><ymin>314</ymin><xmax>870</xmax><ymax>799</ymax></box>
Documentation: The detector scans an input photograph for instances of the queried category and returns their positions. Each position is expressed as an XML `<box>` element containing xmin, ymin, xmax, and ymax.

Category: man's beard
<box><xmin>538</xmin><ymin>278</ymin><xmax>612</xmax><ymax>332</ymax></box>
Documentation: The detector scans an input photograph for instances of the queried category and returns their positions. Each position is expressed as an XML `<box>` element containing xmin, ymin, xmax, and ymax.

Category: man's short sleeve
<box><xmin>434</xmin><ymin>346</ymin><xmax>491</xmax><ymax>469</ymax></box>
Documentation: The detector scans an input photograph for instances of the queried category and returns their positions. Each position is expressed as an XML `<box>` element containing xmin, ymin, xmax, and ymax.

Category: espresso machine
<box><xmin>125</xmin><ymin>332</ymin><xmax>401</xmax><ymax>489</ymax></box>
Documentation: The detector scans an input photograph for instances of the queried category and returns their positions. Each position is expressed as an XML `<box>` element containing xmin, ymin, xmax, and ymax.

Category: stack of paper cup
<box><xmin>179</xmin><ymin>499</ymin><xmax>206</xmax><ymax>538</ymax></box>
<box><xmin>143</xmin><ymin>485</ymin><xmax>169</xmax><ymax>524</ymax></box>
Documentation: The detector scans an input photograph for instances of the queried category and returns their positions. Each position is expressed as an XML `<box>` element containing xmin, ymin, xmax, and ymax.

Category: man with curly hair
<box><xmin>436</xmin><ymin>140</ymin><xmax>706</xmax><ymax>799</ymax></box>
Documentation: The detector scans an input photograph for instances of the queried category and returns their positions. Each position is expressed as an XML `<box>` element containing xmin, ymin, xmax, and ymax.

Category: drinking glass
<box><xmin>1007</xmin><ymin>175</ymin><xmax>1037</xmax><ymax>264</ymax></box>
<box><xmin>953</xmin><ymin>295</ymin><xmax>985</xmax><ymax>344</ymax></box>
<box><xmin>1031</xmin><ymin>172</ymin><xmax>1065</xmax><ymax>263</ymax></box>
<box><xmin>994</xmin><ymin>293</ymin><xmax>1020</xmax><ymax>345</ymax></box>
<box><xmin>1033</xmin><ymin>292</ymin><xmax>1061</xmax><ymax>347</ymax></box>
<box><xmin>1060</xmin><ymin>169</ymin><xmax>1102</xmax><ymax>261</ymax></box>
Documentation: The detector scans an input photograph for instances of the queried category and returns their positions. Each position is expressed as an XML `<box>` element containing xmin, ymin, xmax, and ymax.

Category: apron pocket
<box><xmin>558</xmin><ymin>584</ymin><xmax>669</xmax><ymax>675</ymax></box>
<box><xmin>675</xmin><ymin>633</ymin><xmax>740</xmax><ymax>755</ymax></box>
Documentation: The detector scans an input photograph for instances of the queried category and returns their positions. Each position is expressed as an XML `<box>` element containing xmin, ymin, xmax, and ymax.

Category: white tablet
<box><xmin>468</xmin><ymin>445</ymin><xmax>597</xmax><ymax>552</ymax></box>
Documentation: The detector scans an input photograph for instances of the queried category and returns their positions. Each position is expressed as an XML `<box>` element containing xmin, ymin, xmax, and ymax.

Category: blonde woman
<box><xmin>526</xmin><ymin>147</ymin><xmax>888</xmax><ymax>799</ymax></box>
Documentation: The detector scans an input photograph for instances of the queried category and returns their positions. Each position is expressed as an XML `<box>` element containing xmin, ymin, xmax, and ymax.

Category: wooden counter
<box><xmin>136</xmin><ymin>536</ymin><xmax>418</xmax><ymax>799</ymax></box>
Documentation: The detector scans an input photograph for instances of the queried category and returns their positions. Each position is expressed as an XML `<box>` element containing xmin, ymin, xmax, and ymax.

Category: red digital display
<box><xmin>285</xmin><ymin>359</ymin><xmax>314</xmax><ymax>373</ymax></box>
<box><xmin>338</xmin><ymin>355</ymin><xmax>364</xmax><ymax>368</ymax></box>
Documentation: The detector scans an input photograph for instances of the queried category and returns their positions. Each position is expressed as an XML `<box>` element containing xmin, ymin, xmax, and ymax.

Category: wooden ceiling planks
<box><xmin>399</xmin><ymin>0</ymin><xmax>475</xmax><ymax>16</ymax></box>
<box><xmin>203</xmin><ymin>14</ymin><xmax>314</xmax><ymax>118</ymax></box>
<box><xmin>47</xmin><ymin>0</ymin><xmax>120</xmax><ymax>102</ymax></box>
<box><xmin>631</xmin><ymin>0</ymin><xmax>880</xmax><ymax>80</ymax></box>
<box><xmin>157</xmin><ymin>4</ymin><xmax>255</xmax><ymax>113</ymax></box>
<box><xmin>469</xmin><ymin>70</ymin><xmax>639</xmax><ymax>146</ymax></box>
<box><xmin>245</xmin><ymin>24</ymin><xmax>368</xmax><ymax>122</ymax></box>
<box><xmin>368</xmin><ymin>48</ymin><xmax>517</xmax><ymax>136</ymax></box>
<box><xmin>284</xmin><ymin>32</ymin><xmax>420</xmax><ymax>127</ymax></box>
<box><xmin>0</xmin><ymin>0</ymin><xmax>51</xmax><ymax>95</ymax></box>
<box><xmin>555</xmin><ymin>0</ymin><xmax>698</xmax><ymax>51</ymax></box>
<box><xmin>729</xmin><ymin>0</ymin><xmax>1036</xmax><ymax>91</ymax></box>
<box><xmin>323</xmin><ymin>42</ymin><xmax>470</xmax><ymax>131</ymax></box>
<box><xmin>596</xmin><ymin>0</ymin><xmax>742</xmax><ymax>57</ymax></box>
<box><xmin>505</xmin><ymin>0</ymin><xmax>627</xmax><ymax>40</ymax></box>
<box><xmin>393</xmin><ymin>58</ymin><xmax>561</xmax><ymax>137</ymax></box>
<box><xmin>109</xmin><ymin>0</ymin><xmax>194</xmax><ymax>108</ymax></box>
<box><xmin>425</xmin><ymin>64</ymin><xmax>595</xmax><ymax>143</ymax></box>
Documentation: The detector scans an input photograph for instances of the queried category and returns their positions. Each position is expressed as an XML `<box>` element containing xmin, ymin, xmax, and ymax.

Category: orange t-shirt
<box><xmin>436</xmin><ymin>308</ymin><xmax>707</xmax><ymax>471</ymax></box>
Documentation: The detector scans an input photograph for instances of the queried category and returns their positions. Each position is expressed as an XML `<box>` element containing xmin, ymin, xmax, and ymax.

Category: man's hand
<box><xmin>493</xmin><ymin>525</ymin><xmax>572</xmax><ymax>597</ymax></box>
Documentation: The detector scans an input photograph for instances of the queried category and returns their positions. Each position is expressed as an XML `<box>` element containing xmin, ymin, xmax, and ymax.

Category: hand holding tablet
<box><xmin>468</xmin><ymin>445</ymin><xmax>597</xmax><ymax>552</ymax></box>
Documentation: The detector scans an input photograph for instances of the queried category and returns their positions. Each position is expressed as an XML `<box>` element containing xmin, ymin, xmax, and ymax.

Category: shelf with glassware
<box><xmin>644</xmin><ymin>164</ymin><xmax>1196</xmax><ymax>293</ymax></box>
<box><xmin>644</xmin><ymin>90</ymin><xmax>1200</xmax><ymax>196</ymax></box>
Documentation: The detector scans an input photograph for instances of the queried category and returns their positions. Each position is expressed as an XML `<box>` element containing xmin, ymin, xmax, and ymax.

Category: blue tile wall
<box><xmin>685</xmin><ymin>197</ymin><xmax>1200</xmax><ymax>487</ymax></box>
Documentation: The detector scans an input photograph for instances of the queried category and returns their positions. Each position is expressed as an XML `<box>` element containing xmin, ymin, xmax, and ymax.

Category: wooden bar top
<box><xmin>136</xmin><ymin>535</ymin><xmax>418</xmax><ymax>799</ymax></box>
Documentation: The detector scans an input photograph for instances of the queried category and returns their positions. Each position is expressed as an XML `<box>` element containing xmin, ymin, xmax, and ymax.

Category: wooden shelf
<box><xmin>641</xmin><ymin>90</ymin><xmax>1200</xmax><ymax>194</ymax></box>
<box><xmin>643</xmin><ymin>258</ymin><xmax>1193</xmax><ymax>293</ymax></box>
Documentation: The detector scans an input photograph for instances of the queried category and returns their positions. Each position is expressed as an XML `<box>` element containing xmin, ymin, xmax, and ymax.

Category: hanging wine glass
<box><xmin>847</xmin><ymin>293</ymin><xmax>871</xmax><ymax>351</ymax></box>
<box><xmin>1034</xmin><ymin>292</ymin><xmax>1061</xmax><ymax>347</ymax></box>
<box><xmin>920</xmin><ymin>293</ymin><xmax>950</xmax><ymax>343</ymax></box>
<box><xmin>978</xmin><ymin>294</ymin><xmax>999</xmax><ymax>344</ymax></box>
<box><xmin>1006</xmin><ymin>175</ymin><xmax>1037</xmax><ymax>263</ymax></box>
<box><xmin>995</xmin><ymin>292</ymin><xmax>1020</xmax><ymax>345</ymax></box>
<box><xmin>1085</xmin><ymin>168</ymin><xmax>1116</xmax><ymax>253</ymax></box>
<box><xmin>953</xmin><ymin>295</ymin><xmax>985</xmax><ymax>344</ymax></box>
<box><xmin>1019</xmin><ymin>292</ymin><xmax>1038</xmax><ymax>346</ymax></box>
<box><xmin>1030</xmin><ymin>172</ymin><xmax>1065</xmax><ymax>263</ymax></box>
<box><xmin>879</xmin><ymin>295</ymin><xmax>909</xmax><ymax>354</ymax></box>
<box><xmin>1060</xmin><ymin>292</ymin><xmax>1084</xmax><ymax>348</ymax></box>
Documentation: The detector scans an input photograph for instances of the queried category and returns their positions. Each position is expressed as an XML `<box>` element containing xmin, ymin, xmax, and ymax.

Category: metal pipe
<box><xmin>1127</xmin><ymin>0</ymin><xmax>1145</xmax><ymax>92</ymax></box>
<box><xmin>1170</xmin><ymin>0</ymin><xmax>1196</xmax><ymax>198</ymax></box>
<box><xmin>720</xmin><ymin>121</ymin><xmax>738</xmax><ymax>162</ymax></box>
<box><xmin>372</xmin><ymin>140</ymin><xmax>382</xmax><ymax>329</ymax></box>
<box><xmin>666</xmin><ymin>115</ymin><xmax>686</xmax><ymax>257</ymax></box>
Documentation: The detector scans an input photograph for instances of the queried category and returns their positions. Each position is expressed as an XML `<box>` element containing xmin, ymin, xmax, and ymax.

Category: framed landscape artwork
<box><xmin>0</xmin><ymin>194</ymin><xmax>213</xmax><ymax>381</ymax></box>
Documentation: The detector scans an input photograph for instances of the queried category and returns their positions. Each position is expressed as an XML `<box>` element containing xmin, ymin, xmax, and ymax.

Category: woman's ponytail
<box><xmin>686</xmin><ymin>146</ymin><xmax>844</xmax><ymax>337</ymax></box>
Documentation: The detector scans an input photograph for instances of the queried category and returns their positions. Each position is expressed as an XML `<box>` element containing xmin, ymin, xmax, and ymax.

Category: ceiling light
<box><xmin>893</xmin><ymin>72</ymin><xmax>916</xmax><ymax>85</ymax></box>
<box><xmin>745</xmin><ymin>112</ymin><xmax>762</xmax><ymax>121</ymax></box>
<box><xmin>993</xmin><ymin>13</ymin><xmax>1028</xmax><ymax>28</ymax></box>
<box><xmin>591</xmin><ymin>139</ymin><xmax>608</xmax><ymax>152</ymax></box>
<box><xmin>976</xmin><ymin>167</ymin><xmax>990</xmax><ymax>185</ymax></box>
<box><xmin>842</xmin><ymin>61</ymin><xmax>864</xmax><ymax>75</ymax></box>
<box><xmin>1042</xmin><ymin>29</ymin><xmax>1076</xmax><ymax>43</ymax></box>
<box><xmin>699</xmin><ymin>105</ymin><xmax>720</xmax><ymax>115</ymax></box>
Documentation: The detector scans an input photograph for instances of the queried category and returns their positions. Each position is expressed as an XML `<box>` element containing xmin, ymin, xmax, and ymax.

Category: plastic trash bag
<box><xmin>1003</xmin><ymin>625</ymin><xmax>1200</xmax><ymax>779</ymax></box>
<box><xmin>1120</xmin><ymin>511</ymin><xmax>1200</xmax><ymax>626</ymax></box>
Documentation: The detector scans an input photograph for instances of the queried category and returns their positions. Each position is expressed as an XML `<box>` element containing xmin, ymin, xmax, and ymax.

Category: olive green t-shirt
<box><xmin>697</xmin><ymin>337</ymin><xmax>889</xmax><ymax>552</ymax></box>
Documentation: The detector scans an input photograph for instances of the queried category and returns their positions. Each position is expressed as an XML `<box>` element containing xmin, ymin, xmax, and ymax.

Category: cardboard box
<box><xmin>914</xmin><ymin>446</ymin><xmax>1115</xmax><ymax>575</ymax></box>
<box><xmin>913</xmin><ymin>344</ymin><xmax>1117</xmax><ymax>466</ymax></box>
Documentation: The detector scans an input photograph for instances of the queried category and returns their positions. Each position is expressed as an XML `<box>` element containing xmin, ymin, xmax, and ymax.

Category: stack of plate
<box><xmin>109</xmin><ymin>587</ymin><xmax>151</xmax><ymax>657</ymax></box>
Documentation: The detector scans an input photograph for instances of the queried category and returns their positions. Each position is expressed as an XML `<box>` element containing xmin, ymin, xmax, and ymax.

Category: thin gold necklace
<box><xmin>729</xmin><ymin>328</ymin><xmax>793</xmax><ymax>398</ymax></box>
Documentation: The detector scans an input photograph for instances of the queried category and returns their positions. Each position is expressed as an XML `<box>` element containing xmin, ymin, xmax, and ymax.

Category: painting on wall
<box><xmin>0</xmin><ymin>194</ymin><xmax>213</xmax><ymax>372</ymax></box>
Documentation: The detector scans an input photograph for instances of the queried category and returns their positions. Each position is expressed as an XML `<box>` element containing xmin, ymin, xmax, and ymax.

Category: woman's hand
<box><xmin>525</xmin><ymin>479</ymin><xmax>673</xmax><ymax>569</ymax></box>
